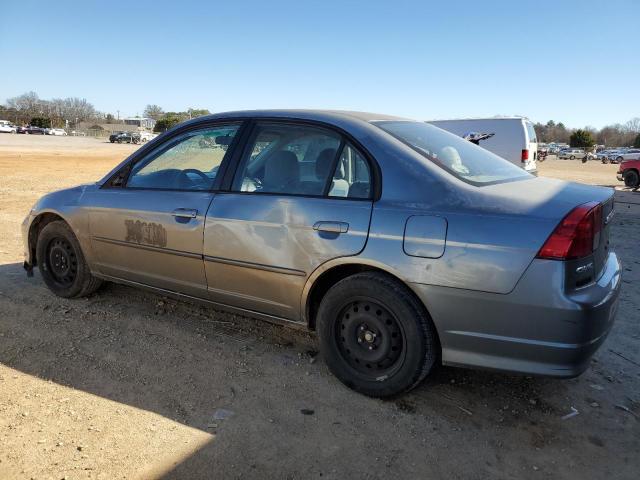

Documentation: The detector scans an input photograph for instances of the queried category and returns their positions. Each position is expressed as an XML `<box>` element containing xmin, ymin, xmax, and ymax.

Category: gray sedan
<box><xmin>22</xmin><ymin>110</ymin><xmax>621</xmax><ymax>397</ymax></box>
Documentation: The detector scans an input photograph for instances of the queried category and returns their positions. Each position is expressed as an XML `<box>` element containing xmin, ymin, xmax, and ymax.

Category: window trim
<box><xmin>225</xmin><ymin>119</ymin><xmax>377</xmax><ymax>201</ymax></box>
<box><xmin>101</xmin><ymin>120</ymin><xmax>248</xmax><ymax>192</ymax></box>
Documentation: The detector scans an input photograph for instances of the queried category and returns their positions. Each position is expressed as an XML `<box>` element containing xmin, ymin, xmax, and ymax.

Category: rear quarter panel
<box><xmin>359</xmin><ymin>201</ymin><xmax>556</xmax><ymax>294</ymax></box>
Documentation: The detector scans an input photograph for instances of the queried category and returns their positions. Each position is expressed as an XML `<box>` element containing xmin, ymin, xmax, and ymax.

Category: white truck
<box><xmin>427</xmin><ymin>117</ymin><xmax>538</xmax><ymax>174</ymax></box>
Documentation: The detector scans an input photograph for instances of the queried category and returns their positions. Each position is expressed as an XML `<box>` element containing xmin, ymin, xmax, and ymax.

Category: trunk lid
<box><xmin>477</xmin><ymin>177</ymin><xmax>614</xmax><ymax>286</ymax></box>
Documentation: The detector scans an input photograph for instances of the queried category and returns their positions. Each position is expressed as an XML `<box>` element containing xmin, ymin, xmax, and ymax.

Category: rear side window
<box><xmin>330</xmin><ymin>144</ymin><xmax>371</xmax><ymax>199</ymax></box>
<box><xmin>233</xmin><ymin>122</ymin><xmax>373</xmax><ymax>199</ymax></box>
<box><xmin>525</xmin><ymin>121</ymin><xmax>538</xmax><ymax>143</ymax></box>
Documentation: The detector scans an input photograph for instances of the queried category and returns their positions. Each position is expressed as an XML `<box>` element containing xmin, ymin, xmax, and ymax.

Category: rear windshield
<box><xmin>374</xmin><ymin>121</ymin><xmax>531</xmax><ymax>185</ymax></box>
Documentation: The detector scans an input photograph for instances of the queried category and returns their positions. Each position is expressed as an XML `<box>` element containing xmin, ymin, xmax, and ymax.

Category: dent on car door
<box><xmin>84</xmin><ymin>123</ymin><xmax>242</xmax><ymax>297</ymax></box>
<box><xmin>203</xmin><ymin>122</ymin><xmax>374</xmax><ymax>321</ymax></box>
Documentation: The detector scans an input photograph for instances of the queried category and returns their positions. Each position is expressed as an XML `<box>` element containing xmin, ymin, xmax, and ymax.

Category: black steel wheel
<box><xmin>45</xmin><ymin>237</ymin><xmax>78</xmax><ymax>287</ymax></box>
<box><xmin>335</xmin><ymin>299</ymin><xmax>406</xmax><ymax>379</ymax></box>
<box><xmin>318</xmin><ymin>272</ymin><xmax>438</xmax><ymax>397</ymax></box>
<box><xmin>36</xmin><ymin>220</ymin><xmax>103</xmax><ymax>298</ymax></box>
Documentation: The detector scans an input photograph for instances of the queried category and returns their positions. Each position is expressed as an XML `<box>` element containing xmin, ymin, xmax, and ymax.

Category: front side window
<box><xmin>127</xmin><ymin>124</ymin><xmax>239</xmax><ymax>190</ymax></box>
<box><xmin>375</xmin><ymin>121</ymin><xmax>530</xmax><ymax>185</ymax></box>
<box><xmin>233</xmin><ymin>123</ymin><xmax>342</xmax><ymax>195</ymax></box>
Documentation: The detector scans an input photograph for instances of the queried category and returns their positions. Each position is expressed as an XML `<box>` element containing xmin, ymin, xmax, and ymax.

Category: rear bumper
<box><xmin>410</xmin><ymin>252</ymin><xmax>622</xmax><ymax>378</ymax></box>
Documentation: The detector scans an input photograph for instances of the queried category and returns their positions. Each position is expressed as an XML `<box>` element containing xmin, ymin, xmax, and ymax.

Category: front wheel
<box><xmin>317</xmin><ymin>272</ymin><xmax>438</xmax><ymax>397</ymax></box>
<box><xmin>36</xmin><ymin>220</ymin><xmax>103</xmax><ymax>298</ymax></box>
<box><xmin>624</xmin><ymin>170</ymin><xmax>640</xmax><ymax>188</ymax></box>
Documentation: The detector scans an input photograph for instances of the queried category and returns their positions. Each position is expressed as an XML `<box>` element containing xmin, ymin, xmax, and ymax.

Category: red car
<box><xmin>617</xmin><ymin>159</ymin><xmax>640</xmax><ymax>188</ymax></box>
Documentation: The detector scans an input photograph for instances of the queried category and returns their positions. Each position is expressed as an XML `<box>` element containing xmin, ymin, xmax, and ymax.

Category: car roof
<box><xmin>201</xmin><ymin>109</ymin><xmax>412</xmax><ymax>124</ymax></box>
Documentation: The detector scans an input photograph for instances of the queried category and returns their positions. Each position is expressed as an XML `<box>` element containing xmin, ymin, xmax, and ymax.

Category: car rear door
<box><xmin>85</xmin><ymin>122</ymin><xmax>243</xmax><ymax>297</ymax></box>
<box><xmin>203</xmin><ymin>121</ymin><xmax>374</xmax><ymax>321</ymax></box>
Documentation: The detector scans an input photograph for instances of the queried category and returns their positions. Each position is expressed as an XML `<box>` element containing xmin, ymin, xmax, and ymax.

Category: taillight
<box><xmin>537</xmin><ymin>201</ymin><xmax>602</xmax><ymax>260</ymax></box>
<box><xmin>521</xmin><ymin>149</ymin><xmax>529</xmax><ymax>162</ymax></box>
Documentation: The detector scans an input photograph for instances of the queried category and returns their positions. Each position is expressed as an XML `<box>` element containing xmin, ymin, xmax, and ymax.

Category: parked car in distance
<box><xmin>109</xmin><ymin>131</ymin><xmax>126</xmax><ymax>143</ymax></box>
<box><xmin>617</xmin><ymin>159</ymin><xmax>640</xmax><ymax>188</ymax></box>
<box><xmin>0</xmin><ymin>120</ymin><xmax>17</xmax><ymax>133</ymax></box>
<box><xmin>17</xmin><ymin>125</ymin><xmax>46</xmax><ymax>135</ymax></box>
<box><xmin>109</xmin><ymin>131</ymin><xmax>144</xmax><ymax>144</ymax></box>
<box><xmin>598</xmin><ymin>150</ymin><xmax>616</xmax><ymax>163</ymax></box>
<box><xmin>46</xmin><ymin>128</ymin><xmax>68</xmax><ymax>136</ymax></box>
<box><xmin>427</xmin><ymin>117</ymin><xmax>538</xmax><ymax>174</ymax></box>
<box><xmin>558</xmin><ymin>148</ymin><xmax>584</xmax><ymax>160</ymax></box>
<box><xmin>138</xmin><ymin>131</ymin><xmax>156</xmax><ymax>142</ymax></box>
<box><xmin>610</xmin><ymin>148</ymin><xmax>640</xmax><ymax>163</ymax></box>
<box><xmin>22</xmin><ymin>110</ymin><xmax>621</xmax><ymax>397</ymax></box>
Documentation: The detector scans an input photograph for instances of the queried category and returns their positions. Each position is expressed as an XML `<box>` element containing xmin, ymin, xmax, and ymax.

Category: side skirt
<box><xmin>94</xmin><ymin>272</ymin><xmax>309</xmax><ymax>331</ymax></box>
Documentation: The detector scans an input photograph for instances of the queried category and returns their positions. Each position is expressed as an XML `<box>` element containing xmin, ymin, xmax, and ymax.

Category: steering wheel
<box><xmin>178</xmin><ymin>168</ymin><xmax>210</xmax><ymax>188</ymax></box>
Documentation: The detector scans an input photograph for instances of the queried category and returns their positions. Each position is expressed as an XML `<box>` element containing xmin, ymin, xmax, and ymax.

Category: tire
<box><xmin>624</xmin><ymin>169</ymin><xmax>640</xmax><ymax>188</ymax></box>
<box><xmin>616</xmin><ymin>156</ymin><xmax>624</xmax><ymax>163</ymax></box>
<box><xmin>317</xmin><ymin>272</ymin><xmax>438</xmax><ymax>397</ymax></box>
<box><xmin>570</xmin><ymin>155</ymin><xmax>575</xmax><ymax>160</ymax></box>
<box><xmin>36</xmin><ymin>220</ymin><xmax>103</xmax><ymax>298</ymax></box>
<box><xmin>601</xmin><ymin>158</ymin><xmax>609</xmax><ymax>164</ymax></box>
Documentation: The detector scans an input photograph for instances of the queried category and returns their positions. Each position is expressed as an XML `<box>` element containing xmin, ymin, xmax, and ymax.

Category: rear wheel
<box><xmin>570</xmin><ymin>155</ymin><xmax>575</xmax><ymax>160</ymax></box>
<box><xmin>624</xmin><ymin>169</ymin><xmax>640</xmax><ymax>188</ymax></box>
<box><xmin>317</xmin><ymin>272</ymin><xmax>438</xmax><ymax>397</ymax></box>
<box><xmin>616</xmin><ymin>156</ymin><xmax>624</xmax><ymax>163</ymax></box>
<box><xmin>36</xmin><ymin>220</ymin><xmax>103</xmax><ymax>298</ymax></box>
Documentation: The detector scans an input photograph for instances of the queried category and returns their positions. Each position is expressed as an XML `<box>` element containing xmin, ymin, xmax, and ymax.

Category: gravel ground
<box><xmin>0</xmin><ymin>136</ymin><xmax>638</xmax><ymax>479</ymax></box>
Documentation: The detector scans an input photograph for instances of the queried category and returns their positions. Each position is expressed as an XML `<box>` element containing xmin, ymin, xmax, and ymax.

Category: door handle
<box><xmin>313</xmin><ymin>221</ymin><xmax>349</xmax><ymax>234</ymax></box>
<box><xmin>172</xmin><ymin>208</ymin><xmax>198</xmax><ymax>219</ymax></box>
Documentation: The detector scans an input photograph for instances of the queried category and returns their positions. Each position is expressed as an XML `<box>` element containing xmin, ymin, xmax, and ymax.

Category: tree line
<box><xmin>534</xmin><ymin>118</ymin><xmax>640</xmax><ymax>148</ymax></box>
<box><xmin>2</xmin><ymin>91</ymin><xmax>637</xmax><ymax>146</ymax></box>
<box><xmin>0</xmin><ymin>91</ymin><xmax>101</xmax><ymax>128</ymax></box>
<box><xmin>0</xmin><ymin>92</ymin><xmax>212</xmax><ymax>131</ymax></box>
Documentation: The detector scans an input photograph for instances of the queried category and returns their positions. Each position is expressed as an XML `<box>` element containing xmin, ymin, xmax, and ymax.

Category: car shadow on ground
<box><xmin>0</xmin><ymin>261</ymin><xmax>636</xmax><ymax>479</ymax></box>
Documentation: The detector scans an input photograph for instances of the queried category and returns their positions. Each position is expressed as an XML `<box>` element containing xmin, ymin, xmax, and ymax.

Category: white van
<box><xmin>427</xmin><ymin>117</ymin><xmax>538</xmax><ymax>174</ymax></box>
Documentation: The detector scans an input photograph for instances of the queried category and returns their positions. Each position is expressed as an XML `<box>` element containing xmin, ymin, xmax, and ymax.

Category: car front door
<box><xmin>85</xmin><ymin>122</ymin><xmax>243</xmax><ymax>297</ymax></box>
<box><xmin>203</xmin><ymin>121</ymin><xmax>375</xmax><ymax>321</ymax></box>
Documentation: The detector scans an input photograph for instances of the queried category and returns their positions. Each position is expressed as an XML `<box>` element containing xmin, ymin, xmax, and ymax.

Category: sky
<box><xmin>0</xmin><ymin>0</ymin><xmax>638</xmax><ymax>129</ymax></box>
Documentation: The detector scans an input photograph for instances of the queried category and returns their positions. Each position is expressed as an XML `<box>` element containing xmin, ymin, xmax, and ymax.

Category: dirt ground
<box><xmin>0</xmin><ymin>135</ymin><xmax>638</xmax><ymax>480</ymax></box>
